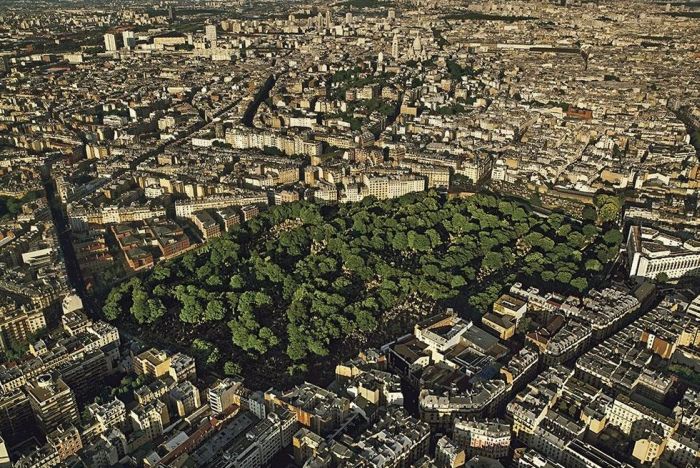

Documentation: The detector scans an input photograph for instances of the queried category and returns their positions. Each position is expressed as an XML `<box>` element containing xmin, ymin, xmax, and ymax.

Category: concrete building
<box><xmin>493</xmin><ymin>294</ymin><xmax>527</xmax><ymax>323</ymax></box>
<box><xmin>306</xmin><ymin>408</ymin><xmax>430</xmax><ymax>467</ymax></box>
<box><xmin>122</xmin><ymin>31</ymin><xmax>136</xmax><ymax>49</ymax></box>
<box><xmin>130</xmin><ymin>400</ymin><xmax>170</xmax><ymax>441</ymax></box>
<box><xmin>453</xmin><ymin>419</ymin><xmax>511</xmax><ymax>459</ymax></box>
<box><xmin>104</xmin><ymin>33</ymin><xmax>117</xmax><ymax>52</ymax></box>
<box><xmin>507</xmin><ymin>366</ymin><xmax>573</xmax><ymax>438</ymax></box>
<box><xmin>292</xmin><ymin>427</ymin><xmax>324</xmax><ymax>466</ymax></box>
<box><xmin>627</xmin><ymin>226</ymin><xmax>700</xmax><ymax>280</ymax></box>
<box><xmin>0</xmin><ymin>437</ymin><xmax>8</xmax><ymax>468</ymax></box>
<box><xmin>168</xmin><ymin>381</ymin><xmax>201</xmax><ymax>417</ymax></box>
<box><xmin>46</xmin><ymin>424</ymin><xmax>82</xmax><ymax>461</ymax></box>
<box><xmin>240</xmin><ymin>204</ymin><xmax>259</xmax><ymax>222</ymax></box>
<box><xmin>0</xmin><ymin>390</ymin><xmax>34</xmax><ymax>444</ymax></box>
<box><xmin>169</xmin><ymin>352</ymin><xmax>196</xmax><ymax>382</ymax></box>
<box><xmin>13</xmin><ymin>444</ymin><xmax>59</xmax><ymax>468</ymax></box>
<box><xmin>414</xmin><ymin>310</ymin><xmax>472</xmax><ymax>354</ymax></box>
<box><xmin>175</xmin><ymin>194</ymin><xmax>268</xmax><ymax>219</ymax></box>
<box><xmin>86</xmin><ymin>397</ymin><xmax>126</xmax><ymax>435</ymax></box>
<box><xmin>81</xmin><ymin>428</ymin><xmax>127</xmax><ymax>467</ymax></box>
<box><xmin>192</xmin><ymin>211</ymin><xmax>221</xmax><ymax>240</ymax></box>
<box><xmin>219</xmin><ymin>409</ymin><xmax>297</xmax><ymax>468</ymax></box>
<box><xmin>436</xmin><ymin>436</ymin><xmax>466</xmax><ymax>468</ymax></box>
<box><xmin>265</xmin><ymin>383</ymin><xmax>350</xmax><ymax>436</ymax></box>
<box><xmin>209</xmin><ymin>378</ymin><xmax>245</xmax><ymax>415</ymax></box>
<box><xmin>216</xmin><ymin>207</ymin><xmax>240</xmax><ymax>232</ymax></box>
<box><xmin>205</xmin><ymin>24</ymin><xmax>217</xmax><ymax>45</ymax></box>
<box><xmin>607</xmin><ymin>394</ymin><xmax>676</xmax><ymax>438</ymax></box>
<box><xmin>133</xmin><ymin>348</ymin><xmax>171</xmax><ymax>379</ymax></box>
<box><xmin>0</xmin><ymin>306</ymin><xmax>46</xmax><ymax>352</ymax></box>
<box><xmin>25</xmin><ymin>374</ymin><xmax>80</xmax><ymax>435</ymax></box>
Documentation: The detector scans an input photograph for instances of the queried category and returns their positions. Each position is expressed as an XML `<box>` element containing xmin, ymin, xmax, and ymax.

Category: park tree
<box><xmin>101</xmin><ymin>192</ymin><xmax>616</xmax><ymax>385</ymax></box>
<box><xmin>556</xmin><ymin>271</ymin><xmax>573</xmax><ymax>284</ymax></box>
<box><xmin>151</xmin><ymin>265</ymin><xmax>171</xmax><ymax>282</ymax></box>
<box><xmin>205</xmin><ymin>299</ymin><xmax>226</xmax><ymax>321</ymax></box>
<box><xmin>603</xmin><ymin>229</ymin><xmax>623</xmax><ymax>246</ymax></box>
<box><xmin>229</xmin><ymin>274</ymin><xmax>245</xmax><ymax>290</ymax></box>
<box><xmin>582</xmin><ymin>224</ymin><xmax>598</xmax><ymax>239</ymax></box>
<box><xmin>145</xmin><ymin>299</ymin><xmax>167</xmax><ymax>323</ymax></box>
<box><xmin>585</xmin><ymin>259</ymin><xmax>603</xmax><ymax>272</ymax></box>
<box><xmin>594</xmin><ymin>195</ymin><xmax>622</xmax><ymax>223</ymax></box>
<box><xmin>391</xmin><ymin>231</ymin><xmax>408</xmax><ymax>251</ymax></box>
<box><xmin>557</xmin><ymin>224</ymin><xmax>572</xmax><ymax>237</ymax></box>
<box><xmin>224</xmin><ymin>361</ymin><xmax>242</xmax><ymax>376</ymax></box>
<box><xmin>570</xmin><ymin>277</ymin><xmax>588</xmax><ymax>292</ymax></box>
<box><xmin>567</xmin><ymin>232</ymin><xmax>587</xmax><ymax>249</ymax></box>
<box><xmin>102</xmin><ymin>289</ymin><xmax>123</xmax><ymax>321</ymax></box>
<box><xmin>482</xmin><ymin>252</ymin><xmax>504</xmax><ymax>271</ymax></box>
<box><xmin>541</xmin><ymin>270</ymin><xmax>556</xmax><ymax>282</ymax></box>
<box><xmin>582</xmin><ymin>205</ymin><xmax>597</xmax><ymax>222</ymax></box>
<box><xmin>130</xmin><ymin>279</ymin><xmax>151</xmax><ymax>324</ymax></box>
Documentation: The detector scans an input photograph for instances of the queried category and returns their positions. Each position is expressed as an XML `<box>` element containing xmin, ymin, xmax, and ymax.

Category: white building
<box><xmin>208</xmin><ymin>378</ymin><xmax>243</xmax><ymax>415</ymax></box>
<box><xmin>87</xmin><ymin>398</ymin><xmax>126</xmax><ymax>435</ymax></box>
<box><xmin>453</xmin><ymin>419</ymin><xmax>511</xmax><ymax>459</ymax></box>
<box><xmin>223</xmin><ymin>409</ymin><xmax>297</xmax><ymax>468</ymax></box>
<box><xmin>174</xmin><ymin>194</ymin><xmax>267</xmax><ymax>219</ymax></box>
<box><xmin>607</xmin><ymin>394</ymin><xmax>675</xmax><ymax>438</ymax></box>
<box><xmin>627</xmin><ymin>226</ymin><xmax>700</xmax><ymax>280</ymax></box>
<box><xmin>205</xmin><ymin>24</ymin><xmax>217</xmax><ymax>45</ymax></box>
<box><xmin>122</xmin><ymin>31</ymin><xmax>136</xmax><ymax>49</ymax></box>
<box><xmin>130</xmin><ymin>400</ymin><xmax>169</xmax><ymax>441</ymax></box>
<box><xmin>104</xmin><ymin>33</ymin><xmax>117</xmax><ymax>52</ymax></box>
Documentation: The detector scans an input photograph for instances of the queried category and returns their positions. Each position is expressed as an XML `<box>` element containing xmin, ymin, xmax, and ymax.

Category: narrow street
<box><xmin>43</xmin><ymin>164</ymin><xmax>86</xmax><ymax>297</ymax></box>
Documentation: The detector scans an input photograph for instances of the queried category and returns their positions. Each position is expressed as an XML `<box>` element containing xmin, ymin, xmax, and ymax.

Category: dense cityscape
<box><xmin>0</xmin><ymin>0</ymin><xmax>699</xmax><ymax>467</ymax></box>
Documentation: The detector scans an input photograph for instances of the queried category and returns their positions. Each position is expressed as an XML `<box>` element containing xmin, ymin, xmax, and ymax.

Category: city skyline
<box><xmin>0</xmin><ymin>0</ymin><xmax>698</xmax><ymax>467</ymax></box>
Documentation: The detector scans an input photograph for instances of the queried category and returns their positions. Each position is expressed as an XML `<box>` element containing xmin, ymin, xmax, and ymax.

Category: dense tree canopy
<box><xmin>102</xmin><ymin>192</ymin><xmax>615</xmax><ymax>382</ymax></box>
<box><xmin>594</xmin><ymin>194</ymin><xmax>622</xmax><ymax>224</ymax></box>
